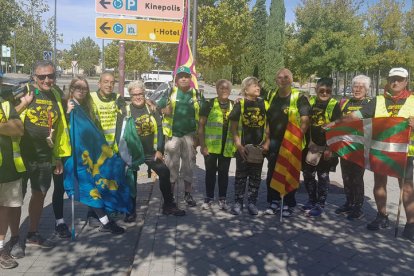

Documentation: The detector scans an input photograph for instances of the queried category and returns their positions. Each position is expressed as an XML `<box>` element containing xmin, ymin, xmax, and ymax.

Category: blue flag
<box><xmin>64</xmin><ymin>105</ymin><xmax>132</xmax><ymax>214</ymax></box>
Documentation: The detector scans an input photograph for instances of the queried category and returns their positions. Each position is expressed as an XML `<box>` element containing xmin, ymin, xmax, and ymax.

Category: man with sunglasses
<box><xmin>346</xmin><ymin>68</ymin><xmax>414</xmax><ymax>241</ymax></box>
<box><xmin>14</xmin><ymin>61</ymin><xmax>70</xmax><ymax>249</ymax></box>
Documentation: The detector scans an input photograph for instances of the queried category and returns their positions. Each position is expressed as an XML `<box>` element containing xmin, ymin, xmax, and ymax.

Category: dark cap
<box><xmin>317</xmin><ymin>77</ymin><xmax>333</xmax><ymax>87</ymax></box>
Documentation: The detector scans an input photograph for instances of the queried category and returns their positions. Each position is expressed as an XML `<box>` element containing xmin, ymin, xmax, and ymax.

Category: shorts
<box><xmin>0</xmin><ymin>179</ymin><xmax>24</xmax><ymax>207</ymax></box>
<box><xmin>22</xmin><ymin>161</ymin><xmax>53</xmax><ymax>196</ymax></box>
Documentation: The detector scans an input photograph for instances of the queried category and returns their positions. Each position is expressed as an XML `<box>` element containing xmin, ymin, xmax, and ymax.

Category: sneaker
<box><xmin>247</xmin><ymin>203</ymin><xmax>258</xmax><ymax>216</ymax></box>
<box><xmin>301</xmin><ymin>201</ymin><xmax>315</xmax><ymax>212</ymax></box>
<box><xmin>282</xmin><ymin>206</ymin><xmax>294</xmax><ymax>218</ymax></box>
<box><xmin>99</xmin><ymin>221</ymin><xmax>125</xmax><ymax>235</ymax></box>
<box><xmin>184</xmin><ymin>193</ymin><xmax>197</xmax><ymax>207</ymax></box>
<box><xmin>367</xmin><ymin>213</ymin><xmax>389</xmax><ymax>231</ymax></box>
<box><xmin>87</xmin><ymin>211</ymin><xmax>101</xmax><ymax>228</ymax></box>
<box><xmin>0</xmin><ymin>250</ymin><xmax>18</xmax><ymax>269</ymax></box>
<box><xmin>335</xmin><ymin>204</ymin><xmax>353</xmax><ymax>215</ymax></box>
<box><xmin>347</xmin><ymin>208</ymin><xmax>364</xmax><ymax>220</ymax></box>
<box><xmin>7</xmin><ymin>237</ymin><xmax>24</xmax><ymax>259</ymax></box>
<box><xmin>124</xmin><ymin>212</ymin><xmax>137</xmax><ymax>223</ymax></box>
<box><xmin>55</xmin><ymin>223</ymin><xmax>71</xmax><ymax>239</ymax></box>
<box><xmin>108</xmin><ymin>211</ymin><xmax>124</xmax><ymax>221</ymax></box>
<box><xmin>162</xmin><ymin>203</ymin><xmax>186</xmax><ymax>216</ymax></box>
<box><xmin>26</xmin><ymin>232</ymin><xmax>55</xmax><ymax>248</ymax></box>
<box><xmin>307</xmin><ymin>205</ymin><xmax>324</xmax><ymax>217</ymax></box>
<box><xmin>218</xmin><ymin>199</ymin><xmax>229</xmax><ymax>211</ymax></box>
<box><xmin>231</xmin><ymin>202</ymin><xmax>243</xmax><ymax>215</ymax></box>
<box><xmin>201</xmin><ymin>198</ymin><xmax>213</xmax><ymax>210</ymax></box>
<box><xmin>402</xmin><ymin>223</ymin><xmax>414</xmax><ymax>242</ymax></box>
<box><xmin>264</xmin><ymin>201</ymin><xmax>280</xmax><ymax>215</ymax></box>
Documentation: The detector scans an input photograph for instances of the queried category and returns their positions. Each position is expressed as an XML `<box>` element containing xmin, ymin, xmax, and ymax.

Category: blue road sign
<box><xmin>43</xmin><ymin>51</ymin><xmax>53</xmax><ymax>61</ymax></box>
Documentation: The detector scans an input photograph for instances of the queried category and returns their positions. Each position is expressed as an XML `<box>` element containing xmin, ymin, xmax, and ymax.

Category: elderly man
<box><xmin>161</xmin><ymin>66</ymin><xmax>204</xmax><ymax>207</ymax></box>
<box><xmin>347</xmin><ymin>68</ymin><xmax>414</xmax><ymax>241</ymax></box>
<box><xmin>265</xmin><ymin>68</ymin><xmax>310</xmax><ymax>217</ymax></box>
<box><xmin>15</xmin><ymin>61</ymin><xmax>71</xmax><ymax>248</ymax></box>
<box><xmin>0</xmin><ymin>77</ymin><xmax>25</xmax><ymax>269</ymax></box>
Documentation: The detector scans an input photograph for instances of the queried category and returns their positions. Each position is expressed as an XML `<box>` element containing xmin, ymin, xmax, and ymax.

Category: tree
<box><xmin>264</xmin><ymin>0</ymin><xmax>285</xmax><ymax>88</ymax></box>
<box><xmin>69</xmin><ymin>37</ymin><xmax>100</xmax><ymax>76</ymax></box>
<box><xmin>104</xmin><ymin>41</ymin><xmax>153</xmax><ymax>77</ymax></box>
<box><xmin>0</xmin><ymin>0</ymin><xmax>20</xmax><ymax>45</ymax></box>
<box><xmin>197</xmin><ymin>0</ymin><xmax>252</xmax><ymax>83</ymax></box>
<box><xmin>151</xmin><ymin>43</ymin><xmax>178</xmax><ymax>69</ymax></box>
<box><xmin>241</xmin><ymin>0</ymin><xmax>268</xmax><ymax>80</ymax></box>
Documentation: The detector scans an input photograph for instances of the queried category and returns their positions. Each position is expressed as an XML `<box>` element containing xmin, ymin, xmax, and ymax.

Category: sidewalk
<box><xmin>130</xmin><ymin>154</ymin><xmax>414</xmax><ymax>275</ymax></box>
<box><xmin>2</xmin><ymin>154</ymin><xmax>414</xmax><ymax>275</ymax></box>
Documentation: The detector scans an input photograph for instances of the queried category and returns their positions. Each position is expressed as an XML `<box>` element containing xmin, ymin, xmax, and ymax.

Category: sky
<box><xmin>44</xmin><ymin>0</ymin><xmax>411</xmax><ymax>50</ymax></box>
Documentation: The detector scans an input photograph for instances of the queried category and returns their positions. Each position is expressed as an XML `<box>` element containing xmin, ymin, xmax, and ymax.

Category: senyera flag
<box><xmin>174</xmin><ymin>0</ymin><xmax>198</xmax><ymax>89</ymax></box>
<box><xmin>270</xmin><ymin>112</ymin><xmax>304</xmax><ymax>196</ymax></box>
<box><xmin>326</xmin><ymin>117</ymin><xmax>410</xmax><ymax>178</ymax></box>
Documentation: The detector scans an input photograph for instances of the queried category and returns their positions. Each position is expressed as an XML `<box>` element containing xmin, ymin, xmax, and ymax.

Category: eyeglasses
<box><xmin>73</xmin><ymin>86</ymin><xmax>89</xmax><ymax>93</ymax></box>
<box><xmin>36</xmin><ymin>74</ymin><xmax>55</xmax><ymax>80</ymax></box>
<box><xmin>130</xmin><ymin>93</ymin><xmax>145</xmax><ymax>98</ymax></box>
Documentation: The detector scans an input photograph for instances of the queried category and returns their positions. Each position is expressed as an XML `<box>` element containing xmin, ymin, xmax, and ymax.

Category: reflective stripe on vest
<box><xmin>0</xmin><ymin>101</ymin><xmax>26</xmax><ymax>172</ymax></box>
<box><xmin>375</xmin><ymin>95</ymin><xmax>414</xmax><ymax>156</ymax></box>
<box><xmin>309</xmin><ymin>96</ymin><xmax>338</xmax><ymax>122</ymax></box>
<box><xmin>90</xmin><ymin>92</ymin><xmax>119</xmax><ymax>151</ymax></box>
<box><xmin>162</xmin><ymin>87</ymin><xmax>200</xmax><ymax>138</ymax></box>
<box><xmin>126</xmin><ymin>104</ymin><xmax>158</xmax><ymax>150</ymax></box>
<box><xmin>205</xmin><ymin>98</ymin><xmax>236</xmax><ymax>157</ymax></box>
<box><xmin>238</xmin><ymin>98</ymin><xmax>269</xmax><ymax>144</ymax></box>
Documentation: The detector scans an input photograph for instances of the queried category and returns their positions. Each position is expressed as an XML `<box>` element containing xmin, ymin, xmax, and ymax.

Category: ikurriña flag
<box><xmin>326</xmin><ymin>117</ymin><xmax>410</xmax><ymax>178</ymax></box>
<box><xmin>270</xmin><ymin>112</ymin><xmax>304</xmax><ymax>196</ymax></box>
<box><xmin>64</xmin><ymin>105</ymin><xmax>132</xmax><ymax>214</ymax></box>
<box><xmin>174</xmin><ymin>0</ymin><xmax>198</xmax><ymax>89</ymax></box>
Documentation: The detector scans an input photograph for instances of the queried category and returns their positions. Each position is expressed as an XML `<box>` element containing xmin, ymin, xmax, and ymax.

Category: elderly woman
<box><xmin>198</xmin><ymin>79</ymin><xmax>235</xmax><ymax>211</ymax></box>
<box><xmin>125</xmin><ymin>80</ymin><xmax>185</xmax><ymax>217</ymax></box>
<box><xmin>229</xmin><ymin>76</ymin><xmax>269</xmax><ymax>215</ymax></box>
<box><xmin>335</xmin><ymin>75</ymin><xmax>371</xmax><ymax>220</ymax></box>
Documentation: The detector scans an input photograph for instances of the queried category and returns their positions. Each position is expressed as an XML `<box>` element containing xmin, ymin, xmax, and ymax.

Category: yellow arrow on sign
<box><xmin>95</xmin><ymin>17</ymin><xmax>182</xmax><ymax>43</ymax></box>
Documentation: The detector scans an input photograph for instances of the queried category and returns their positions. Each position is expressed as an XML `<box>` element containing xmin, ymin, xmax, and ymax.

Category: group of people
<box><xmin>0</xmin><ymin>60</ymin><xmax>413</xmax><ymax>270</ymax></box>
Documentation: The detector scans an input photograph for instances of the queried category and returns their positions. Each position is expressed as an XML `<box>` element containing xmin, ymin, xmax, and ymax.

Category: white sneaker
<box><xmin>218</xmin><ymin>199</ymin><xmax>229</xmax><ymax>210</ymax></box>
<box><xmin>201</xmin><ymin>201</ymin><xmax>212</xmax><ymax>210</ymax></box>
<box><xmin>264</xmin><ymin>201</ymin><xmax>280</xmax><ymax>215</ymax></box>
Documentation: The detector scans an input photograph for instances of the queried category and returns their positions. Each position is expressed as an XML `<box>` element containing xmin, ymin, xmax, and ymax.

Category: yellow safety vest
<box><xmin>90</xmin><ymin>91</ymin><xmax>120</xmax><ymax>152</ymax></box>
<box><xmin>162</xmin><ymin>87</ymin><xmax>200</xmax><ymax>138</ymax></box>
<box><xmin>374</xmin><ymin>95</ymin><xmax>414</xmax><ymax>156</ymax></box>
<box><xmin>309</xmin><ymin>96</ymin><xmax>338</xmax><ymax>122</ymax></box>
<box><xmin>20</xmin><ymin>87</ymin><xmax>71</xmax><ymax>158</ymax></box>
<box><xmin>0</xmin><ymin>101</ymin><xmax>26</xmax><ymax>172</ymax></box>
<box><xmin>268</xmin><ymin>89</ymin><xmax>305</xmax><ymax>149</ymax></box>
<box><xmin>204</xmin><ymin>98</ymin><xmax>236</xmax><ymax>157</ymax></box>
<box><xmin>238</xmin><ymin>98</ymin><xmax>269</xmax><ymax>144</ymax></box>
<box><xmin>126</xmin><ymin>103</ymin><xmax>158</xmax><ymax>151</ymax></box>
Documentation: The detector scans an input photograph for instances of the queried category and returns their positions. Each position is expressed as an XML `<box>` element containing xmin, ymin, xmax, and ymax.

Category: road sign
<box><xmin>1</xmin><ymin>46</ymin><xmax>11</xmax><ymax>58</ymax></box>
<box><xmin>96</xmin><ymin>0</ymin><xmax>184</xmax><ymax>20</ymax></box>
<box><xmin>95</xmin><ymin>17</ymin><xmax>181</xmax><ymax>43</ymax></box>
<box><xmin>43</xmin><ymin>51</ymin><xmax>53</xmax><ymax>61</ymax></box>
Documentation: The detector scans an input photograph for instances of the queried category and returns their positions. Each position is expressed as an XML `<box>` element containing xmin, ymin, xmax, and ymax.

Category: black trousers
<box><xmin>204</xmin><ymin>153</ymin><xmax>231</xmax><ymax>199</ymax></box>
<box><xmin>234</xmin><ymin>152</ymin><xmax>263</xmax><ymax>204</ymax></box>
<box><xmin>340</xmin><ymin>158</ymin><xmax>365</xmax><ymax>208</ymax></box>
<box><xmin>302</xmin><ymin>157</ymin><xmax>331</xmax><ymax>206</ymax></box>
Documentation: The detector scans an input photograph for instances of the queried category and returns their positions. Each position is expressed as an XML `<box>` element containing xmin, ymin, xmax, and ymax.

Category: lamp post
<box><xmin>11</xmin><ymin>31</ymin><xmax>17</xmax><ymax>73</ymax></box>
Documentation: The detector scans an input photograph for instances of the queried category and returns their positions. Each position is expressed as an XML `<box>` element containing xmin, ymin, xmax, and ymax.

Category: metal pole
<box><xmin>192</xmin><ymin>0</ymin><xmax>197</xmax><ymax>63</ymax></box>
<box><xmin>12</xmin><ymin>32</ymin><xmax>17</xmax><ymax>73</ymax></box>
<box><xmin>54</xmin><ymin>0</ymin><xmax>57</xmax><ymax>67</ymax></box>
<box><xmin>187</xmin><ymin>0</ymin><xmax>191</xmax><ymax>38</ymax></box>
<box><xmin>101</xmin><ymin>39</ymin><xmax>105</xmax><ymax>72</ymax></box>
<box><xmin>118</xmin><ymin>41</ymin><xmax>125</xmax><ymax>96</ymax></box>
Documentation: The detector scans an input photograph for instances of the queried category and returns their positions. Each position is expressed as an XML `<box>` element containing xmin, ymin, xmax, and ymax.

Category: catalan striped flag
<box><xmin>270</xmin><ymin>112</ymin><xmax>304</xmax><ymax>196</ymax></box>
<box><xmin>174</xmin><ymin>0</ymin><xmax>198</xmax><ymax>89</ymax></box>
<box><xmin>326</xmin><ymin>117</ymin><xmax>410</xmax><ymax>178</ymax></box>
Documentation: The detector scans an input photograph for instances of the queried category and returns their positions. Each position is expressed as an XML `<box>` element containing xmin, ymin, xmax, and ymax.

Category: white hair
<box><xmin>127</xmin><ymin>80</ymin><xmax>146</xmax><ymax>94</ymax></box>
<box><xmin>351</xmin><ymin>75</ymin><xmax>371</xmax><ymax>91</ymax></box>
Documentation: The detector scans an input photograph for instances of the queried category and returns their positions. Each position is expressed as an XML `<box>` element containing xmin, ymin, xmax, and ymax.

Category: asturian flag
<box><xmin>174</xmin><ymin>0</ymin><xmax>198</xmax><ymax>89</ymax></box>
<box><xmin>64</xmin><ymin>105</ymin><xmax>132</xmax><ymax>213</ymax></box>
<box><xmin>326</xmin><ymin>117</ymin><xmax>410</xmax><ymax>178</ymax></box>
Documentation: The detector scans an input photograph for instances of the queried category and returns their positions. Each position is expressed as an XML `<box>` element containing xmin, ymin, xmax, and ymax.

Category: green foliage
<box><xmin>151</xmin><ymin>43</ymin><xmax>178</xmax><ymax>69</ymax></box>
<box><xmin>198</xmin><ymin>0</ymin><xmax>252</xmax><ymax>83</ymax></box>
<box><xmin>0</xmin><ymin>0</ymin><xmax>20</xmax><ymax>45</ymax></box>
<box><xmin>264</xmin><ymin>0</ymin><xmax>285</xmax><ymax>88</ymax></box>
<box><xmin>104</xmin><ymin>41</ymin><xmax>153</xmax><ymax>77</ymax></box>
<box><xmin>68</xmin><ymin>37</ymin><xmax>100</xmax><ymax>76</ymax></box>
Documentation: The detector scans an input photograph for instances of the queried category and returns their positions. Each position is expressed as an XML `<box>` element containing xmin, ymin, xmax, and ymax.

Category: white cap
<box><xmin>389</xmin><ymin>67</ymin><xmax>408</xmax><ymax>78</ymax></box>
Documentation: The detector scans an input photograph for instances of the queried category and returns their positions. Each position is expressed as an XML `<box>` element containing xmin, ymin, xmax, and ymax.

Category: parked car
<box><xmin>144</xmin><ymin>80</ymin><xmax>165</xmax><ymax>95</ymax></box>
<box><xmin>123</xmin><ymin>80</ymin><xmax>132</xmax><ymax>100</ymax></box>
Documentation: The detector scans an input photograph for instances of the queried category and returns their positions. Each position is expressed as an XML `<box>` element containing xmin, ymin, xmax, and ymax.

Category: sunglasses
<box><xmin>36</xmin><ymin>74</ymin><xmax>55</xmax><ymax>80</ymax></box>
<box><xmin>130</xmin><ymin>93</ymin><xmax>145</xmax><ymax>98</ymax></box>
